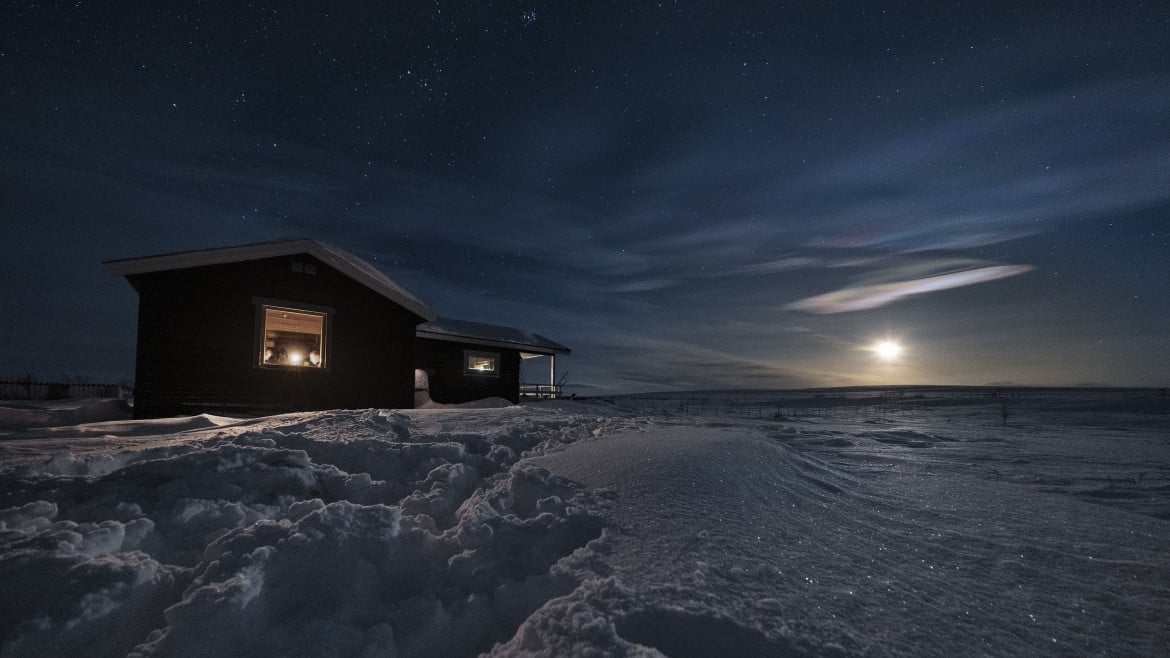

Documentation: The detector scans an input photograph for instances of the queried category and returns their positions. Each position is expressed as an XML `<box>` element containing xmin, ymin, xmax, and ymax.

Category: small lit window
<box><xmin>257</xmin><ymin>302</ymin><xmax>330</xmax><ymax>369</ymax></box>
<box><xmin>464</xmin><ymin>350</ymin><xmax>499</xmax><ymax>376</ymax></box>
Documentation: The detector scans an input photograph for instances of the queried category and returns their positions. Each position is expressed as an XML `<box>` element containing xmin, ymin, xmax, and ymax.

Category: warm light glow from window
<box><xmin>260</xmin><ymin>305</ymin><xmax>327</xmax><ymax>368</ymax></box>
<box><xmin>465</xmin><ymin>350</ymin><xmax>499</xmax><ymax>376</ymax></box>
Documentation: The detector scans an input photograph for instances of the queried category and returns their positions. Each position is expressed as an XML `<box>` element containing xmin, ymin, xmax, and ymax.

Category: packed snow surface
<box><xmin>1</xmin><ymin>390</ymin><xmax>1168</xmax><ymax>656</ymax></box>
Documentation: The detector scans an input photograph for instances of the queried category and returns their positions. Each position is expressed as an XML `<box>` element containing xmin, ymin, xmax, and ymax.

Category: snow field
<box><xmin>1</xmin><ymin>392</ymin><xmax>1168</xmax><ymax>656</ymax></box>
<box><xmin>517</xmin><ymin>395</ymin><xmax>1170</xmax><ymax>656</ymax></box>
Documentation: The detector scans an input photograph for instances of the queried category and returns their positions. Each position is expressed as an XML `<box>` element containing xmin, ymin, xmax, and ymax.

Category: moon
<box><xmin>872</xmin><ymin>340</ymin><xmax>903</xmax><ymax>361</ymax></box>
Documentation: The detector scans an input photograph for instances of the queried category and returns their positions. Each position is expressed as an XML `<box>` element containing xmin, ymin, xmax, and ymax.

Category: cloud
<box><xmin>725</xmin><ymin>256</ymin><xmax>820</xmax><ymax>276</ymax></box>
<box><xmin>607</xmin><ymin>278</ymin><xmax>678</xmax><ymax>293</ymax></box>
<box><xmin>583</xmin><ymin>335</ymin><xmax>857</xmax><ymax>392</ymax></box>
<box><xmin>786</xmin><ymin>264</ymin><xmax>1034</xmax><ymax>314</ymax></box>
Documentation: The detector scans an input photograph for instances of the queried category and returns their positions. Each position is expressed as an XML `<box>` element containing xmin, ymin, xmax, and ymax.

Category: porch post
<box><xmin>549</xmin><ymin>354</ymin><xmax>556</xmax><ymax>388</ymax></box>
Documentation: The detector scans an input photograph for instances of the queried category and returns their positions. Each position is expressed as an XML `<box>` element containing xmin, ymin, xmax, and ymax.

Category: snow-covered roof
<box><xmin>417</xmin><ymin>317</ymin><xmax>570</xmax><ymax>355</ymax></box>
<box><xmin>104</xmin><ymin>238</ymin><xmax>436</xmax><ymax>321</ymax></box>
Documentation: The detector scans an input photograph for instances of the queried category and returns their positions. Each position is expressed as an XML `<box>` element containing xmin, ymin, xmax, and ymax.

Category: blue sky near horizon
<box><xmin>1</xmin><ymin>2</ymin><xmax>1168</xmax><ymax>393</ymax></box>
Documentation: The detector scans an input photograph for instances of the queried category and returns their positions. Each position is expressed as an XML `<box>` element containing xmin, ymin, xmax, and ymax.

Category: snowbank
<box><xmin>0</xmin><ymin>406</ymin><xmax>622</xmax><ymax>657</ymax></box>
<box><xmin>1</xmin><ymin>392</ymin><xmax>1168</xmax><ymax>656</ymax></box>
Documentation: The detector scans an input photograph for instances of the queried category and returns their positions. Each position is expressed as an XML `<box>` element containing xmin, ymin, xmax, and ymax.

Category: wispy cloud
<box><xmin>596</xmin><ymin>336</ymin><xmax>857</xmax><ymax>392</ymax></box>
<box><xmin>786</xmin><ymin>264</ymin><xmax>1034</xmax><ymax>314</ymax></box>
<box><xmin>607</xmin><ymin>278</ymin><xmax>678</xmax><ymax>293</ymax></box>
<box><xmin>726</xmin><ymin>256</ymin><xmax>820</xmax><ymax>275</ymax></box>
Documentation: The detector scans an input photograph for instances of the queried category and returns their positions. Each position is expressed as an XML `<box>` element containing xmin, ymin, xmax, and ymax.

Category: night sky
<box><xmin>2</xmin><ymin>2</ymin><xmax>1168</xmax><ymax>393</ymax></box>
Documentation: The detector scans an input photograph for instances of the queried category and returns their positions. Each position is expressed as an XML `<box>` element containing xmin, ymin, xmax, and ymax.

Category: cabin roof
<box><xmin>418</xmin><ymin>317</ymin><xmax>571</xmax><ymax>355</ymax></box>
<box><xmin>104</xmin><ymin>238</ymin><xmax>436</xmax><ymax>321</ymax></box>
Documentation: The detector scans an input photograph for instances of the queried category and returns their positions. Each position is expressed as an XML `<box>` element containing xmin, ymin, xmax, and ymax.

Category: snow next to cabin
<box><xmin>1</xmin><ymin>391</ymin><xmax>1168</xmax><ymax>657</ymax></box>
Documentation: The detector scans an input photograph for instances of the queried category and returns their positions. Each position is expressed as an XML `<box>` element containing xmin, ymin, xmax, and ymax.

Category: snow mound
<box><xmin>417</xmin><ymin>396</ymin><xmax>516</xmax><ymax>409</ymax></box>
<box><xmin>0</xmin><ymin>407</ymin><xmax>618</xmax><ymax>657</ymax></box>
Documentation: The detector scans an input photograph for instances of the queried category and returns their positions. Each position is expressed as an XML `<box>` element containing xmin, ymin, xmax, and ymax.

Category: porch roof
<box><xmin>417</xmin><ymin>317</ymin><xmax>570</xmax><ymax>356</ymax></box>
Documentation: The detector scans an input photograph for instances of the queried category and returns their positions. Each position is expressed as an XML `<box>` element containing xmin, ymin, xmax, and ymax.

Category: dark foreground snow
<box><xmin>1</xmin><ymin>392</ymin><xmax>1168</xmax><ymax>656</ymax></box>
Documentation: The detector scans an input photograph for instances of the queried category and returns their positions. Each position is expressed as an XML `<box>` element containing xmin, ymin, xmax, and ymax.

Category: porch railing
<box><xmin>520</xmin><ymin>384</ymin><xmax>563</xmax><ymax>399</ymax></box>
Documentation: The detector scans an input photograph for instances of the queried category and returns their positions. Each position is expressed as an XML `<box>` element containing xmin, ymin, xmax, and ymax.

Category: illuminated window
<box><xmin>256</xmin><ymin>301</ymin><xmax>330</xmax><ymax>369</ymax></box>
<box><xmin>464</xmin><ymin>350</ymin><xmax>499</xmax><ymax>376</ymax></box>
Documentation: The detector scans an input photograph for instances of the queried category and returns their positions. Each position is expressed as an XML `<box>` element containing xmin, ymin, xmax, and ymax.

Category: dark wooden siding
<box><xmin>129</xmin><ymin>254</ymin><xmax>421</xmax><ymax>418</ymax></box>
<box><xmin>415</xmin><ymin>338</ymin><xmax>521</xmax><ymax>404</ymax></box>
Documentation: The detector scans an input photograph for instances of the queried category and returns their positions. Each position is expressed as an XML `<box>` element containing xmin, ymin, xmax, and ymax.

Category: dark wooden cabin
<box><xmin>106</xmin><ymin>239</ymin><xmax>572</xmax><ymax>418</ymax></box>
<box><xmin>105</xmin><ymin>240</ymin><xmax>436</xmax><ymax>418</ymax></box>
<box><xmin>416</xmin><ymin>318</ymin><xmax>571</xmax><ymax>404</ymax></box>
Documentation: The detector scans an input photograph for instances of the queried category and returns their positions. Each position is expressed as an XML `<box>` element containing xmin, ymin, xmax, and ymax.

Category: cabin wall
<box><xmin>130</xmin><ymin>255</ymin><xmax>420</xmax><ymax>418</ymax></box>
<box><xmin>415</xmin><ymin>338</ymin><xmax>521</xmax><ymax>404</ymax></box>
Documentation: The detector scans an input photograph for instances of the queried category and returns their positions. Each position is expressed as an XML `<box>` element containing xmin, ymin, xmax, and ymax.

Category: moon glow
<box><xmin>873</xmin><ymin>340</ymin><xmax>903</xmax><ymax>361</ymax></box>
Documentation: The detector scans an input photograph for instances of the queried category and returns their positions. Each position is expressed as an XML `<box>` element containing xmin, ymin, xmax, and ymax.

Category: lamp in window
<box><xmin>257</xmin><ymin>302</ymin><xmax>330</xmax><ymax>369</ymax></box>
<box><xmin>464</xmin><ymin>350</ymin><xmax>499</xmax><ymax>375</ymax></box>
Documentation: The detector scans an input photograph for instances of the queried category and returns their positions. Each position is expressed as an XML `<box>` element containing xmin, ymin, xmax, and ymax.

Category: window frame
<box><xmin>463</xmin><ymin>349</ymin><xmax>500</xmax><ymax>377</ymax></box>
<box><xmin>253</xmin><ymin>298</ymin><xmax>334</xmax><ymax>371</ymax></box>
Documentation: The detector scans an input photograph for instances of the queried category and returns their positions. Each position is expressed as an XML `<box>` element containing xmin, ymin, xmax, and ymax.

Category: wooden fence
<box><xmin>0</xmin><ymin>381</ymin><xmax>125</xmax><ymax>401</ymax></box>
